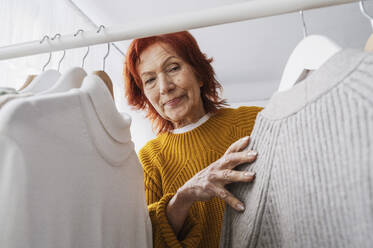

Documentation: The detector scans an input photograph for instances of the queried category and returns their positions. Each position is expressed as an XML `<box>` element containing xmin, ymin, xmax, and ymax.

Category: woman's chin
<box><xmin>168</xmin><ymin>115</ymin><xmax>185</xmax><ymax>124</ymax></box>
<box><xmin>166</xmin><ymin>107</ymin><xmax>188</xmax><ymax>120</ymax></box>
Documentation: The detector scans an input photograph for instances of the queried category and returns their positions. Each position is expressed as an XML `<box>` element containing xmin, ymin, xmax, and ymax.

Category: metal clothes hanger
<box><xmin>20</xmin><ymin>35</ymin><xmax>61</xmax><ymax>93</ymax></box>
<box><xmin>360</xmin><ymin>0</ymin><xmax>373</xmax><ymax>51</ymax></box>
<box><xmin>18</xmin><ymin>35</ymin><xmax>52</xmax><ymax>91</ymax></box>
<box><xmin>41</xmin><ymin>35</ymin><xmax>52</xmax><ymax>72</ymax></box>
<box><xmin>93</xmin><ymin>25</ymin><xmax>114</xmax><ymax>99</ymax></box>
<box><xmin>41</xmin><ymin>33</ymin><xmax>86</xmax><ymax>94</ymax></box>
<box><xmin>51</xmin><ymin>33</ymin><xmax>66</xmax><ymax>72</ymax></box>
<box><xmin>278</xmin><ymin>10</ymin><xmax>342</xmax><ymax>92</ymax></box>
<box><xmin>74</xmin><ymin>29</ymin><xmax>90</xmax><ymax>69</ymax></box>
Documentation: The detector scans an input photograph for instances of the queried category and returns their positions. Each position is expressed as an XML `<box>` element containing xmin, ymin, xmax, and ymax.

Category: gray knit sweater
<box><xmin>220</xmin><ymin>50</ymin><xmax>373</xmax><ymax>248</ymax></box>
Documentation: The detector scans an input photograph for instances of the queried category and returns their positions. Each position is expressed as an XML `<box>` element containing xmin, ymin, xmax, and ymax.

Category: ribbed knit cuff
<box><xmin>156</xmin><ymin>193</ymin><xmax>202</xmax><ymax>248</ymax></box>
<box><xmin>178</xmin><ymin>211</ymin><xmax>203</xmax><ymax>247</ymax></box>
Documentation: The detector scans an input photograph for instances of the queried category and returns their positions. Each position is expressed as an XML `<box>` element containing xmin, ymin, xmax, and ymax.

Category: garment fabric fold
<box><xmin>220</xmin><ymin>49</ymin><xmax>373</xmax><ymax>248</ymax></box>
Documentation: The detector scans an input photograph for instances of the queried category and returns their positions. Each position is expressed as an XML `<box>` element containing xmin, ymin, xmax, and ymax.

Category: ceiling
<box><xmin>71</xmin><ymin>0</ymin><xmax>372</xmax><ymax>87</ymax></box>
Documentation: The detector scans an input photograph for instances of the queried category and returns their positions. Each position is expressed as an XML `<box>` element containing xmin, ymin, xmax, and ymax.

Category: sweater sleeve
<box><xmin>139</xmin><ymin>145</ymin><xmax>203</xmax><ymax>248</ymax></box>
<box><xmin>234</xmin><ymin>106</ymin><xmax>263</xmax><ymax>138</ymax></box>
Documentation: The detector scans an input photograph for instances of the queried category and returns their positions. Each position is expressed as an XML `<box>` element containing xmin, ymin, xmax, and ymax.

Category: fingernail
<box><xmin>248</xmin><ymin>150</ymin><xmax>257</xmax><ymax>157</ymax></box>
<box><xmin>244</xmin><ymin>171</ymin><xmax>256</xmax><ymax>177</ymax></box>
<box><xmin>242</xmin><ymin>136</ymin><xmax>250</xmax><ymax>141</ymax></box>
<box><xmin>236</xmin><ymin>203</ymin><xmax>245</xmax><ymax>211</ymax></box>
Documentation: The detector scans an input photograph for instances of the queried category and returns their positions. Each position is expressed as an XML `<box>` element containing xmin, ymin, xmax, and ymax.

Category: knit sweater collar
<box><xmin>171</xmin><ymin>113</ymin><xmax>211</xmax><ymax>134</ymax></box>
<box><xmin>155</xmin><ymin>108</ymin><xmax>235</xmax><ymax>157</ymax></box>
<box><xmin>262</xmin><ymin>49</ymin><xmax>367</xmax><ymax>120</ymax></box>
<box><xmin>164</xmin><ymin>110</ymin><xmax>222</xmax><ymax>137</ymax></box>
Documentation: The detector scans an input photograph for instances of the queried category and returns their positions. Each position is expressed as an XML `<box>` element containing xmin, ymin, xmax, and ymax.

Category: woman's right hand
<box><xmin>166</xmin><ymin>136</ymin><xmax>257</xmax><ymax>234</ymax></box>
<box><xmin>177</xmin><ymin>136</ymin><xmax>257</xmax><ymax>212</ymax></box>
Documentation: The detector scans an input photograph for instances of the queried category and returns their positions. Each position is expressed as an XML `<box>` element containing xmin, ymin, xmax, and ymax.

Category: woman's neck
<box><xmin>172</xmin><ymin>109</ymin><xmax>206</xmax><ymax>129</ymax></box>
<box><xmin>171</xmin><ymin>112</ymin><xmax>211</xmax><ymax>134</ymax></box>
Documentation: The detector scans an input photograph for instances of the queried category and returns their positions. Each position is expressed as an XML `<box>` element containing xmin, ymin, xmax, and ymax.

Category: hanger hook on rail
<box><xmin>360</xmin><ymin>0</ymin><xmax>373</xmax><ymax>30</ymax></box>
<box><xmin>299</xmin><ymin>10</ymin><xmax>308</xmax><ymax>38</ymax></box>
<box><xmin>40</xmin><ymin>35</ymin><xmax>52</xmax><ymax>72</ymax></box>
<box><xmin>96</xmin><ymin>25</ymin><xmax>110</xmax><ymax>71</ymax></box>
<box><xmin>96</xmin><ymin>25</ymin><xmax>105</xmax><ymax>34</ymax></box>
<box><xmin>51</xmin><ymin>33</ymin><xmax>66</xmax><ymax>72</ymax></box>
<box><xmin>74</xmin><ymin>29</ymin><xmax>90</xmax><ymax>68</ymax></box>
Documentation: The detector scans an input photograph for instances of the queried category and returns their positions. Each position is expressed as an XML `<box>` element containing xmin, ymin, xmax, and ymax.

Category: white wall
<box><xmin>0</xmin><ymin>0</ymin><xmax>90</xmax><ymax>88</ymax></box>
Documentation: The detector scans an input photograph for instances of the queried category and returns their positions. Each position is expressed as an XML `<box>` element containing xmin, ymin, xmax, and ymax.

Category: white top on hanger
<box><xmin>278</xmin><ymin>35</ymin><xmax>341</xmax><ymax>92</ymax></box>
<box><xmin>20</xmin><ymin>69</ymin><xmax>61</xmax><ymax>93</ymax></box>
<box><xmin>0</xmin><ymin>75</ymin><xmax>152</xmax><ymax>248</ymax></box>
<box><xmin>40</xmin><ymin>67</ymin><xmax>86</xmax><ymax>95</ymax></box>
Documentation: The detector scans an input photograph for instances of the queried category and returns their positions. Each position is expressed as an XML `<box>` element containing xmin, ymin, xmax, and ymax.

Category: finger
<box><xmin>225</xmin><ymin>136</ymin><xmax>250</xmax><ymax>154</ymax></box>
<box><xmin>219</xmin><ymin>169</ymin><xmax>256</xmax><ymax>185</ymax></box>
<box><xmin>220</xmin><ymin>150</ymin><xmax>258</xmax><ymax>169</ymax></box>
<box><xmin>213</xmin><ymin>186</ymin><xmax>246</xmax><ymax>212</ymax></box>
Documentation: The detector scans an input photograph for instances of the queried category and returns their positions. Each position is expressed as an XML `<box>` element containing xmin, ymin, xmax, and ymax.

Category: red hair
<box><xmin>123</xmin><ymin>31</ymin><xmax>226</xmax><ymax>134</ymax></box>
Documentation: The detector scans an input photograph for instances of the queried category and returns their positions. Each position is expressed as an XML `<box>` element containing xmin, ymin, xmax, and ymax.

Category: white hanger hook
<box><xmin>97</xmin><ymin>25</ymin><xmax>110</xmax><ymax>71</ymax></box>
<box><xmin>51</xmin><ymin>33</ymin><xmax>66</xmax><ymax>72</ymax></box>
<box><xmin>299</xmin><ymin>10</ymin><xmax>308</xmax><ymax>38</ymax></box>
<box><xmin>360</xmin><ymin>0</ymin><xmax>373</xmax><ymax>30</ymax></box>
<box><xmin>40</xmin><ymin>35</ymin><xmax>52</xmax><ymax>72</ymax></box>
<box><xmin>74</xmin><ymin>29</ymin><xmax>90</xmax><ymax>68</ymax></box>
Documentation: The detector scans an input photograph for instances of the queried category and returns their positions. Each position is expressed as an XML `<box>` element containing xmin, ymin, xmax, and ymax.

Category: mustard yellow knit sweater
<box><xmin>139</xmin><ymin>106</ymin><xmax>263</xmax><ymax>248</ymax></box>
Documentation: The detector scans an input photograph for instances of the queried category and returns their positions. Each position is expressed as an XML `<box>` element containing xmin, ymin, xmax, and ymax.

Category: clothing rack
<box><xmin>0</xmin><ymin>0</ymin><xmax>359</xmax><ymax>61</ymax></box>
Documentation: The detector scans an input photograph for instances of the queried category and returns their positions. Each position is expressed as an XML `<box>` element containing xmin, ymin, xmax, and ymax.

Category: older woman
<box><xmin>124</xmin><ymin>31</ymin><xmax>263</xmax><ymax>247</ymax></box>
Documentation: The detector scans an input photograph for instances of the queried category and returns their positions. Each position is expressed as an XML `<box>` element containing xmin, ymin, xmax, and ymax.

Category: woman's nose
<box><xmin>159</xmin><ymin>74</ymin><xmax>175</xmax><ymax>94</ymax></box>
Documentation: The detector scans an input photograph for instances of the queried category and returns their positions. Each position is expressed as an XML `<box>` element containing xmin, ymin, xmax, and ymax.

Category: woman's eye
<box><xmin>145</xmin><ymin>78</ymin><xmax>155</xmax><ymax>84</ymax></box>
<box><xmin>168</xmin><ymin>65</ymin><xmax>180</xmax><ymax>72</ymax></box>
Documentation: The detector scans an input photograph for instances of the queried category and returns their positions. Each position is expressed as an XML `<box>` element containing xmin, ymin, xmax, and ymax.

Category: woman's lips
<box><xmin>165</xmin><ymin>96</ymin><xmax>184</xmax><ymax>107</ymax></box>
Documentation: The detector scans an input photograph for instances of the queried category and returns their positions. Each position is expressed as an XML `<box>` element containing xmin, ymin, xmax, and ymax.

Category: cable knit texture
<box><xmin>139</xmin><ymin>106</ymin><xmax>263</xmax><ymax>248</ymax></box>
<box><xmin>220</xmin><ymin>50</ymin><xmax>373</xmax><ymax>248</ymax></box>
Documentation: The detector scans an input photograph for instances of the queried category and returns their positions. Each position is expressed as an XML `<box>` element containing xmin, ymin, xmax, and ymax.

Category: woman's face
<box><xmin>137</xmin><ymin>43</ymin><xmax>206</xmax><ymax>128</ymax></box>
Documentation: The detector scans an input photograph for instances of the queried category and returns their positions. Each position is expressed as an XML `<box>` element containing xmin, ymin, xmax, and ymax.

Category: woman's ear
<box><xmin>199</xmin><ymin>81</ymin><xmax>203</xmax><ymax>87</ymax></box>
